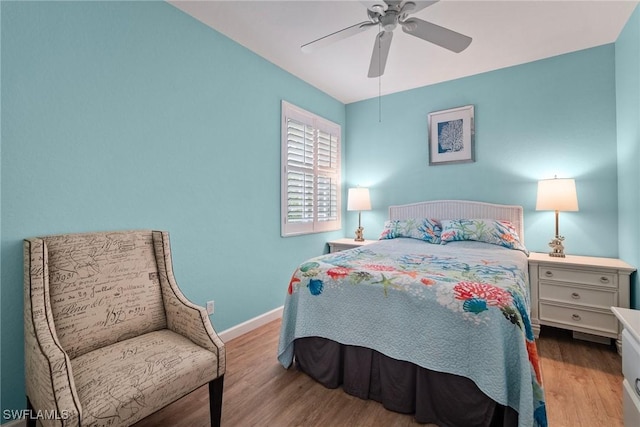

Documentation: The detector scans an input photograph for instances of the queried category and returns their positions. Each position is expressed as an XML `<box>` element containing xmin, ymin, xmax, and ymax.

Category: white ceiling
<box><xmin>169</xmin><ymin>0</ymin><xmax>638</xmax><ymax>104</ymax></box>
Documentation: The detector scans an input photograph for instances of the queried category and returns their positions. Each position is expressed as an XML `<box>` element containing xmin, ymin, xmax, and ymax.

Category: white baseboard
<box><xmin>218</xmin><ymin>305</ymin><xmax>283</xmax><ymax>343</ymax></box>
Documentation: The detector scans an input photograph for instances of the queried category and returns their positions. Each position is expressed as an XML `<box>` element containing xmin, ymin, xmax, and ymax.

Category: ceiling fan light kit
<box><xmin>301</xmin><ymin>0</ymin><xmax>472</xmax><ymax>78</ymax></box>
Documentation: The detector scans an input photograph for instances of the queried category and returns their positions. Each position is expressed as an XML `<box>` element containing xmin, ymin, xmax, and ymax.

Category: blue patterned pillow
<box><xmin>379</xmin><ymin>218</ymin><xmax>441</xmax><ymax>244</ymax></box>
<box><xmin>440</xmin><ymin>219</ymin><xmax>528</xmax><ymax>254</ymax></box>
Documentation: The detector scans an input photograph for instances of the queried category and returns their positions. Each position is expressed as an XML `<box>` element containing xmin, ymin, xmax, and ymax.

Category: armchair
<box><xmin>24</xmin><ymin>230</ymin><xmax>225</xmax><ymax>427</ymax></box>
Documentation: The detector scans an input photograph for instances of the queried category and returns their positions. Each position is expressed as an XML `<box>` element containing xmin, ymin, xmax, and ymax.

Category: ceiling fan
<box><xmin>301</xmin><ymin>0</ymin><xmax>472</xmax><ymax>78</ymax></box>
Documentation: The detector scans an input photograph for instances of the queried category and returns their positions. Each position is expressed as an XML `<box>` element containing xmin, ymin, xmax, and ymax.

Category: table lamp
<box><xmin>536</xmin><ymin>177</ymin><xmax>579</xmax><ymax>257</ymax></box>
<box><xmin>347</xmin><ymin>187</ymin><xmax>371</xmax><ymax>242</ymax></box>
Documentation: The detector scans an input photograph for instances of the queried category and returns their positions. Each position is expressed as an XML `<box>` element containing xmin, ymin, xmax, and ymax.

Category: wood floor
<box><xmin>133</xmin><ymin>319</ymin><xmax>623</xmax><ymax>427</ymax></box>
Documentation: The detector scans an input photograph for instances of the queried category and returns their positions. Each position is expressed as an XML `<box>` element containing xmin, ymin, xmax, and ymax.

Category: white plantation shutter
<box><xmin>286</xmin><ymin>119</ymin><xmax>315</xmax><ymax>224</ymax></box>
<box><xmin>282</xmin><ymin>101</ymin><xmax>341</xmax><ymax>236</ymax></box>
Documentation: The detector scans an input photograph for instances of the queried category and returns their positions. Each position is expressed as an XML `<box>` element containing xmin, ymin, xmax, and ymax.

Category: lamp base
<box><xmin>354</xmin><ymin>226</ymin><xmax>365</xmax><ymax>242</ymax></box>
<box><xmin>547</xmin><ymin>235</ymin><xmax>566</xmax><ymax>257</ymax></box>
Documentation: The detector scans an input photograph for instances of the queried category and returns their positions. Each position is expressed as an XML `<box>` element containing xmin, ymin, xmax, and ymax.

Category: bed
<box><xmin>277</xmin><ymin>200</ymin><xmax>546</xmax><ymax>427</ymax></box>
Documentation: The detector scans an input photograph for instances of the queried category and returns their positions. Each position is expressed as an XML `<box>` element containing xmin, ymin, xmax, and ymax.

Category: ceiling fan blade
<box><xmin>401</xmin><ymin>17</ymin><xmax>471</xmax><ymax>53</ymax></box>
<box><xmin>368</xmin><ymin>31</ymin><xmax>394</xmax><ymax>78</ymax></box>
<box><xmin>302</xmin><ymin>21</ymin><xmax>377</xmax><ymax>53</ymax></box>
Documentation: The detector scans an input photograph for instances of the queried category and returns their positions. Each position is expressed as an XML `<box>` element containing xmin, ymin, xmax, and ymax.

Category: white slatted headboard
<box><xmin>388</xmin><ymin>200</ymin><xmax>525</xmax><ymax>244</ymax></box>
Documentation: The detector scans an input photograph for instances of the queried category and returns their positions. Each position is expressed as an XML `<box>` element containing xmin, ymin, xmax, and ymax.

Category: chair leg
<box><xmin>26</xmin><ymin>396</ymin><xmax>36</xmax><ymax>427</ymax></box>
<box><xmin>209</xmin><ymin>375</ymin><xmax>224</xmax><ymax>427</ymax></box>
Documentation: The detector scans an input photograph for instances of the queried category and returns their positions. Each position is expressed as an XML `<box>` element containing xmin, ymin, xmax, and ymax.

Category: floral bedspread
<box><xmin>277</xmin><ymin>238</ymin><xmax>547</xmax><ymax>427</ymax></box>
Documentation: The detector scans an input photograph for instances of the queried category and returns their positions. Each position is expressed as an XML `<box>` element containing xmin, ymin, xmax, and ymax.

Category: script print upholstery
<box><xmin>24</xmin><ymin>230</ymin><xmax>225</xmax><ymax>427</ymax></box>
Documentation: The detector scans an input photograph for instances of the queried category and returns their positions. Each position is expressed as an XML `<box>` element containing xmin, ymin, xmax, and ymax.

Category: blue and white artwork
<box><xmin>437</xmin><ymin>119</ymin><xmax>464</xmax><ymax>153</ymax></box>
<box><xmin>428</xmin><ymin>105</ymin><xmax>474</xmax><ymax>165</ymax></box>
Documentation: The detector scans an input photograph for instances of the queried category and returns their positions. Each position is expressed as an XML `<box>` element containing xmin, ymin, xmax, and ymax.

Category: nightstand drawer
<box><xmin>623</xmin><ymin>379</ymin><xmax>640</xmax><ymax>427</ymax></box>
<box><xmin>622</xmin><ymin>329</ymin><xmax>640</xmax><ymax>398</ymax></box>
<box><xmin>529</xmin><ymin>253</ymin><xmax>634</xmax><ymax>349</ymax></box>
<box><xmin>613</xmin><ymin>308</ymin><xmax>640</xmax><ymax>425</ymax></box>
<box><xmin>539</xmin><ymin>303</ymin><xmax>617</xmax><ymax>333</ymax></box>
<box><xmin>539</xmin><ymin>283</ymin><xmax>616</xmax><ymax>309</ymax></box>
<box><xmin>330</xmin><ymin>243</ymin><xmax>357</xmax><ymax>252</ymax></box>
<box><xmin>538</xmin><ymin>266</ymin><xmax>616</xmax><ymax>288</ymax></box>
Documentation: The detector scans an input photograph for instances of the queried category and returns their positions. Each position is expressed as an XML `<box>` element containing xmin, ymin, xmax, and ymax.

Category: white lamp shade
<box><xmin>347</xmin><ymin>188</ymin><xmax>371</xmax><ymax>211</ymax></box>
<box><xmin>536</xmin><ymin>178</ymin><xmax>579</xmax><ymax>211</ymax></box>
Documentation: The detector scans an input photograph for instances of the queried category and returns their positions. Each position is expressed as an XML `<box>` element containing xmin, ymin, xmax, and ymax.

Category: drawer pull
<box><xmin>636</xmin><ymin>378</ymin><xmax>640</xmax><ymax>397</ymax></box>
<box><xmin>571</xmin><ymin>314</ymin><xmax>581</xmax><ymax>321</ymax></box>
<box><xmin>570</xmin><ymin>292</ymin><xmax>580</xmax><ymax>299</ymax></box>
<box><xmin>600</xmin><ymin>276</ymin><xmax>610</xmax><ymax>284</ymax></box>
<box><xmin>544</xmin><ymin>271</ymin><xmax>553</xmax><ymax>277</ymax></box>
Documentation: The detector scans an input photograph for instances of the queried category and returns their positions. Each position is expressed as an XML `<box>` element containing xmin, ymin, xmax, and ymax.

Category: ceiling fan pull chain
<box><xmin>378</xmin><ymin>74</ymin><xmax>382</xmax><ymax>123</ymax></box>
<box><xmin>378</xmin><ymin>23</ymin><xmax>382</xmax><ymax>123</ymax></box>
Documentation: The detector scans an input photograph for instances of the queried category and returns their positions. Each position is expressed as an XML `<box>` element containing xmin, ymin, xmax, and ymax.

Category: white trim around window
<box><xmin>281</xmin><ymin>101</ymin><xmax>341</xmax><ymax>237</ymax></box>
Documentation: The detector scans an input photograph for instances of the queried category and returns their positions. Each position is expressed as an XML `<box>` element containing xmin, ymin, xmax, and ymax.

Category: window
<box><xmin>281</xmin><ymin>101</ymin><xmax>341</xmax><ymax>237</ymax></box>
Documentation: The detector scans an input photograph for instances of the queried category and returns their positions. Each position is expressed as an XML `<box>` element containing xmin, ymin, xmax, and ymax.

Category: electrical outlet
<box><xmin>206</xmin><ymin>300</ymin><xmax>215</xmax><ymax>315</ymax></box>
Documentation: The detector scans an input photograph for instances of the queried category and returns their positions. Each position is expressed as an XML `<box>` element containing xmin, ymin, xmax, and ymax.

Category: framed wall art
<box><xmin>428</xmin><ymin>105</ymin><xmax>475</xmax><ymax>165</ymax></box>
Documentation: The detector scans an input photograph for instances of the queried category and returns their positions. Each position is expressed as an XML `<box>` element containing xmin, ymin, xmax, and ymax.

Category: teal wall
<box><xmin>0</xmin><ymin>1</ymin><xmax>345</xmax><ymax>417</ymax></box>
<box><xmin>346</xmin><ymin>45</ymin><xmax>619</xmax><ymax>259</ymax></box>
<box><xmin>0</xmin><ymin>2</ymin><xmax>3</xmax><ymax>412</ymax></box>
<box><xmin>1</xmin><ymin>0</ymin><xmax>639</xmax><ymax>421</ymax></box>
<box><xmin>616</xmin><ymin>4</ymin><xmax>640</xmax><ymax>309</ymax></box>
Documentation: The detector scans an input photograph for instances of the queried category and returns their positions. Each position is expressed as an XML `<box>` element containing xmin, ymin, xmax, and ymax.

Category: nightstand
<box><xmin>528</xmin><ymin>252</ymin><xmax>635</xmax><ymax>352</ymax></box>
<box><xmin>611</xmin><ymin>307</ymin><xmax>640</xmax><ymax>427</ymax></box>
<box><xmin>327</xmin><ymin>238</ymin><xmax>376</xmax><ymax>253</ymax></box>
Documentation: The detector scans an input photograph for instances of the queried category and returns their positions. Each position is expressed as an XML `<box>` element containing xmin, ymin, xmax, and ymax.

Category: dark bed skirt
<box><xmin>294</xmin><ymin>337</ymin><xmax>519</xmax><ymax>427</ymax></box>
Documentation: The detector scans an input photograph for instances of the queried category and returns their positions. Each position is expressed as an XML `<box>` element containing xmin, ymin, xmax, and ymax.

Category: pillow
<box><xmin>379</xmin><ymin>218</ymin><xmax>441</xmax><ymax>244</ymax></box>
<box><xmin>440</xmin><ymin>219</ymin><xmax>528</xmax><ymax>254</ymax></box>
